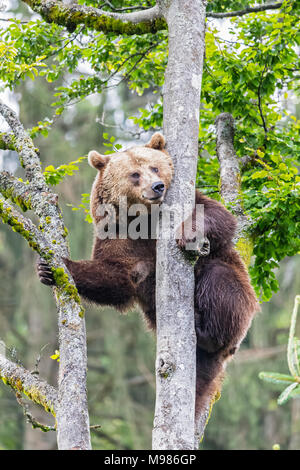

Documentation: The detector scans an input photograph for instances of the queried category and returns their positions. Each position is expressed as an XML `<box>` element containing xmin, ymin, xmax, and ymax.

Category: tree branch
<box><xmin>215</xmin><ymin>114</ymin><xmax>244</xmax><ymax>216</ymax></box>
<box><xmin>0</xmin><ymin>100</ymin><xmax>46</xmax><ymax>190</ymax></box>
<box><xmin>15</xmin><ymin>390</ymin><xmax>56</xmax><ymax>432</ymax></box>
<box><xmin>98</xmin><ymin>0</ymin><xmax>150</xmax><ymax>13</ymax></box>
<box><xmin>19</xmin><ymin>0</ymin><xmax>285</xmax><ymax>35</ymax></box>
<box><xmin>0</xmin><ymin>170</ymin><xmax>61</xmax><ymax>221</ymax></box>
<box><xmin>0</xmin><ymin>195</ymin><xmax>53</xmax><ymax>258</ymax></box>
<box><xmin>257</xmin><ymin>65</ymin><xmax>268</xmax><ymax>136</ymax></box>
<box><xmin>215</xmin><ymin>112</ymin><xmax>253</xmax><ymax>259</ymax></box>
<box><xmin>21</xmin><ymin>0</ymin><xmax>165</xmax><ymax>35</ymax></box>
<box><xmin>0</xmin><ymin>171</ymin><xmax>35</xmax><ymax>210</ymax></box>
<box><xmin>207</xmin><ymin>2</ymin><xmax>283</xmax><ymax>19</ymax></box>
<box><xmin>0</xmin><ymin>100</ymin><xmax>91</xmax><ymax>450</ymax></box>
<box><xmin>0</xmin><ymin>354</ymin><xmax>58</xmax><ymax>416</ymax></box>
<box><xmin>0</xmin><ymin>132</ymin><xmax>15</xmax><ymax>151</ymax></box>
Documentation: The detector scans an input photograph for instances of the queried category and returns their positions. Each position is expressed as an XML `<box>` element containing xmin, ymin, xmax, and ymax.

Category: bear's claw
<box><xmin>36</xmin><ymin>258</ymin><xmax>55</xmax><ymax>286</ymax></box>
<box><xmin>198</xmin><ymin>238</ymin><xmax>210</xmax><ymax>256</ymax></box>
<box><xmin>177</xmin><ymin>235</ymin><xmax>210</xmax><ymax>257</ymax></box>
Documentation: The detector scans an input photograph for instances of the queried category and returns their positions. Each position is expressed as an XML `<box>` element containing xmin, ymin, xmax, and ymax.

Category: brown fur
<box><xmin>37</xmin><ymin>132</ymin><xmax>259</xmax><ymax>417</ymax></box>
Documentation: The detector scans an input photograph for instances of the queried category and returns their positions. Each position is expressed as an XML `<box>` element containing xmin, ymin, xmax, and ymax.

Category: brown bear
<box><xmin>37</xmin><ymin>132</ymin><xmax>259</xmax><ymax>417</ymax></box>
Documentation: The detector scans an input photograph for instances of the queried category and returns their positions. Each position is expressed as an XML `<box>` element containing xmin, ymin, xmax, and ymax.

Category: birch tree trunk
<box><xmin>152</xmin><ymin>0</ymin><xmax>207</xmax><ymax>450</ymax></box>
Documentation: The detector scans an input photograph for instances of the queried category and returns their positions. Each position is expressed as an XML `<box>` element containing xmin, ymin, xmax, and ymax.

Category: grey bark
<box><xmin>0</xmin><ymin>354</ymin><xmax>58</xmax><ymax>415</ymax></box>
<box><xmin>0</xmin><ymin>100</ymin><xmax>91</xmax><ymax>450</ymax></box>
<box><xmin>215</xmin><ymin>113</ymin><xmax>251</xmax><ymax>241</ymax></box>
<box><xmin>152</xmin><ymin>0</ymin><xmax>207</xmax><ymax>450</ymax></box>
<box><xmin>22</xmin><ymin>0</ymin><xmax>164</xmax><ymax>35</ymax></box>
<box><xmin>24</xmin><ymin>0</ymin><xmax>161</xmax><ymax>22</ymax></box>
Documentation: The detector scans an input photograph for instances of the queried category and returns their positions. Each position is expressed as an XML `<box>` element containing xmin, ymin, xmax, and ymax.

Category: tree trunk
<box><xmin>153</xmin><ymin>0</ymin><xmax>207</xmax><ymax>450</ymax></box>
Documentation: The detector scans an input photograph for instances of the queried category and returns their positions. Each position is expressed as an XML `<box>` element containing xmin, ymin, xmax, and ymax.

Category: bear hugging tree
<box><xmin>37</xmin><ymin>132</ymin><xmax>259</xmax><ymax>418</ymax></box>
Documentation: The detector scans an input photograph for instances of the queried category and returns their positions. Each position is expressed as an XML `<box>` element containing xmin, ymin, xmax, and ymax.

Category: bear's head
<box><xmin>88</xmin><ymin>133</ymin><xmax>173</xmax><ymax>220</ymax></box>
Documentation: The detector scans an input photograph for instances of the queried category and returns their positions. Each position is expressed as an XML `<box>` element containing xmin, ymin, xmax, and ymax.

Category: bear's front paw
<box><xmin>177</xmin><ymin>232</ymin><xmax>210</xmax><ymax>257</ymax></box>
<box><xmin>198</xmin><ymin>237</ymin><xmax>210</xmax><ymax>257</ymax></box>
<box><xmin>36</xmin><ymin>258</ymin><xmax>55</xmax><ymax>286</ymax></box>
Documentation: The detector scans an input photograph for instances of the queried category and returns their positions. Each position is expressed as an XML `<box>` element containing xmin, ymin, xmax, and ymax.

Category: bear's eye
<box><xmin>151</xmin><ymin>167</ymin><xmax>159</xmax><ymax>173</ymax></box>
<box><xmin>130</xmin><ymin>172</ymin><xmax>140</xmax><ymax>179</ymax></box>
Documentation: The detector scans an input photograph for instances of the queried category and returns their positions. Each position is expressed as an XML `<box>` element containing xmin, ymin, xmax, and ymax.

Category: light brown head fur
<box><xmin>88</xmin><ymin>133</ymin><xmax>173</xmax><ymax>222</ymax></box>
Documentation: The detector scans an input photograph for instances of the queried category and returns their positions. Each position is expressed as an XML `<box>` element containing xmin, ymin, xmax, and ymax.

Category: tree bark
<box><xmin>0</xmin><ymin>354</ymin><xmax>58</xmax><ymax>415</ymax></box>
<box><xmin>215</xmin><ymin>113</ymin><xmax>253</xmax><ymax>266</ymax></box>
<box><xmin>152</xmin><ymin>0</ymin><xmax>207</xmax><ymax>450</ymax></box>
<box><xmin>21</xmin><ymin>0</ymin><xmax>165</xmax><ymax>35</ymax></box>
<box><xmin>0</xmin><ymin>100</ymin><xmax>91</xmax><ymax>450</ymax></box>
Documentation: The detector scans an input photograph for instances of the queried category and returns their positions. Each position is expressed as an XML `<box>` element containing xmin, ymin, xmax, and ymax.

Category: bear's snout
<box><xmin>151</xmin><ymin>181</ymin><xmax>165</xmax><ymax>196</ymax></box>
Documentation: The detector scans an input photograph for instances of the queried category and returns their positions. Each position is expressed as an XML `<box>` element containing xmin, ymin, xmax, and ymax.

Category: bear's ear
<box><xmin>146</xmin><ymin>132</ymin><xmax>166</xmax><ymax>151</ymax></box>
<box><xmin>88</xmin><ymin>150</ymin><xmax>109</xmax><ymax>170</ymax></box>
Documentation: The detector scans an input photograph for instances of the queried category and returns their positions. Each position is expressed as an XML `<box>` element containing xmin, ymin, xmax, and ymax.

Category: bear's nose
<box><xmin>151</xmin><ymin>181</ymin><xmax>165</xmax><ymax>195</ymax></box>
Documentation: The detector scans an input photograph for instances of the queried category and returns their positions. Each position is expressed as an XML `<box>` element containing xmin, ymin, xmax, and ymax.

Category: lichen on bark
<box><xmin>215</xmin><ymin>112</ymin><xmax>254</xmax><ymax>265</ymax></box>
<box><xmin>0</xmin><ymin>355</ymin><xmax>57</xmax><ymax>416</ymax></box>
<box><xmin>22</xmin><ymin>0</ymin><xmax>166</xmax><ymax>35</ymax></box>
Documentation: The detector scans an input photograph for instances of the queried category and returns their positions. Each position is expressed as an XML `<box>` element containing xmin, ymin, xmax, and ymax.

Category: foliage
<box><xmin>259</xmin><ymin>295</ymin><xmax>300</xmax><ymax>405</ymax></box>
<box><xmin>0</xmin><ymin>39</ymin><xmax>46</xmax><ymax>83</ymax></box>
<box><xmin>200</xmin><ymin>0</ymin><xmax>300</xmax><ymax>301</ymax></box>
<box><xmin>68</xmin><ymin>192</ymin><xmax>92</xmax><ymax>224</ymax></box>
<box><xmin>102</xmin><ymin>132</ymin><xmax>123</xmax><ymax>153</ymax></box>
<box><xmin>65</xmin><ymin>131</ymin><xmax>125</xmax><ymax>222</ymax></box>
<box><xmin>245</xmin><ymin>136</ymin><xmax>300</xmax><ymax>300</ymax></box>
<box><xmin>44</xmin><ymin>155</ymin><xmax>87</xmax><ymax>186</ymax></box>
<box><xmin>0</xmin><ymin>15</ymin><xmax>166</xmax><ymax>112</ymax></box>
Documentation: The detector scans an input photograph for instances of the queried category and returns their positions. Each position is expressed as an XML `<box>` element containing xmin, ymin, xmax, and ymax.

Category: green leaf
<box><xmin>277</xmin><ymin>382</ymin><xmax>299</xmax><ymax>405</ymax></box>
<box><xmin>259</xmin><ymin>372</ymin><xmax>296</xmax><ymax>385</ymax></box>
<box><xmin>251</xmin><ymin>170</ymin><xmax>269</xmax><ymax>179</ymax></box>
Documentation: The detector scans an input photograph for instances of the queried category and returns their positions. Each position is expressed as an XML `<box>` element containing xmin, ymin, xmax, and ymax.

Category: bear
<box><xmin>37</xmin><ymin>132</ymin><xmax>259</xmax><ymax>417</ymax></box>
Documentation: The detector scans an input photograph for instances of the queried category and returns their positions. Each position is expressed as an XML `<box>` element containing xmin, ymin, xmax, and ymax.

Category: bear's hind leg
<box><xmin>194</xmin><ymin>258</ymin><xmax>255</xmax><ymax>417</ymax></box>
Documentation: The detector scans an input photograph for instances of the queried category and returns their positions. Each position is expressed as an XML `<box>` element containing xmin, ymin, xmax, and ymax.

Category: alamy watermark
<box><xmin>95</xmin><ymin>198</ymin><xmax>207</xmax><ymax>252</ymax></box>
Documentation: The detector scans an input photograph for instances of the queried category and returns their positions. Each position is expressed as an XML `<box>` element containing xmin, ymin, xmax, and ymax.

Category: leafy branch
<box><xmin>259</xmin><ymin>295</ymin><xmax>300</xmax><ymax>405</ymax></box>
<box><xmin>19</xmin><ymin>0</ymin><xmax>287</xmax><ymax>36</ymax></box>
<box><xmin>207</xmin><ymin>2</ymin><xmax>284</xmax><ymax>19</ymax></box>
<box><xmin>21</xmin><ymin>0</ymin><xmax>164</xmax><ymax>35</ymax></box>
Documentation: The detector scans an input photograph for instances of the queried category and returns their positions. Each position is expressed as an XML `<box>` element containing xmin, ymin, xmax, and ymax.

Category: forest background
<box><xmin>0</xmin><ymin>0</ymin><xmax>299</xmax><ymax>450</ymax></box>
